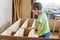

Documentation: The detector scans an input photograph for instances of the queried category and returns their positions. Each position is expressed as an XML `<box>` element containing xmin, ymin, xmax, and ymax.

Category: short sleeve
<box><xmin>36</xmin><ymin>15</ymin><xmax>43</xmax><ymax>24</ymax></box>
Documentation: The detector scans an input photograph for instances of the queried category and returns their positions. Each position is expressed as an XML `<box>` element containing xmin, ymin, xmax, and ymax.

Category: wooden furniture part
<box><xmin>0</xmin><ymin>19</ymin><xmax>60</xmax><ymax>40</ymax></box>
<box><xmin>19</xmin><ymin>18</ymin><xmax>27</xmax><ymax>28</ymax></box>
<box><xmin>20</xmin><ymin>19</ymin><xmax>28</xmax><ymax>28</ymax></box>
<box><xmin>31</xmin><ymin>19</ymin><xmax>36</xmax><ymax>28</ymax></box>
<box><xmin>13</xmin><ymin>0</ymin><xmax>22</xmax><ymax>23</ymax></box>
<box><xmin>1</xmin><ymin>19</ymin><xmax>21</xmax><ymax>36</ymax></box>
<box><xmin>20</xmin><ymin>19</ymin><xmax>35</xmax><ymax>28</ymax></box>
<box><xmin>14</xmin><ymin>29</ymin><xmax>24</xmax><ymax>37</ymax></box>
<box><xmin>13</xmin><ymin>0</ymin><xmax>32</xmax><ymax>23</ymax></box>
<box><xmin>24</xmin><ymin>28</ymin><xmax>31</xmax><ymax>36</ymax></box>
<box><xmin>21</xmin><ymin>0</ymin><xmax>31</xmax><ymax>18</ymax></box>
<box><xmin>14</xmin><ymin>19</ymin><xmax>36</xmax><ymax>37</ymax></box>
<box><xmin>59</xmin><ymin>26</ymin><xmax>60</xmax><ymax>37</ymax></box>
<box><xmin>28</xmin><ymin>19</ymin><xmax>36</xmax><ymax>37</ymax></box>
<box><xmin>53</xmin><ymin>15</ymin><xmax>60</xmax><ymax>32</ymax></box>
<box><xmin>24</xmin><ymin>19</ymin><xmax>35</xmax><ymax>37</ymax></box>
<box><xmin>0</xmin><ymin>35</ymin><xmax>60</xmax><ymax>40</ymax></box>
<box><xmin>23</xmin><ymin>19</ymin><xmax>35</xmax><ymax>37</ymax></box>
<box><xmin>49</xmin><ymin>19</ymin><xmax>60</xmax><ymax>32</ymax></box>
<box><xmin>11</xmin><ymin>18</ymin><xmax>26</xmax><ymax>36</ymax></box>
<box><xmin>14</xmin><ymin>19</ymin><xmax>28</xmax><ymax>36</ymax></box>
<box><xmin>27</xmin><ymin>19</ymin><xmax>34</xmax><ymax>28</ymax></box>
<box><xmin>28</xmin><ymin>29</ymin><xmax>36</xmax><ymax>37</ymax></box>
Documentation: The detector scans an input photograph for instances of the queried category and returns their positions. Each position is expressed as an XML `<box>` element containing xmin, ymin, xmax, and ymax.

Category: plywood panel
<box><xmin>20</xmin><ymin>18</ymin><xmax>27</xmax><ymax>27</ymax></box>
<box><xmin>28</xmin><ymin>19</ymin><xmax>36</xmax><ymax>37</ymax></box>
<box><xmin>14</xmin><ymin>29</ymin><xmax>24</xmax><ymax>37</ymax></box>
<box><xmin>0</xmin><ymin>35</ymin><xmax>60</xmax><ymax>40</ymax></box>
<box><xmin>23</xmin><ymin>19</ymin><xmax>36</xmax><ymax>36</ymax></box>
<box><xmin>23</xmin><ymin>28</ymin><xmax>30</xmax><ymax>36</ymax></box>
<box><xmin>14</xmin><ymin>19</ymin><xmax>28</xmax><ymax>36</ymax></box>
<box><xmin>11</xmin><ymin>18</ymin><xmax>26</xmax><ymax>36</ymax></box>
<box><xmin>20</xmin><ymin>19</ymin><xmax>28</xmax><ymax>28</ymax></box>
<box><xmin>13</xmin><ymin>0</ymin><xmax>32</xmax><ymax>23</ymax></box>
<box><xmin>27</xmin><ymin>19</ymin><xmax>34</xmax><ymax>28</ymax></box>
<box><xmin>49</xmin><ymin>19</ymin><xmax>60</xmax><ymax>31</ymax></box>
<box><xmin>1</xmin><ymin>19</ymin><xmax>21</xmax><ymax>36</ymax></box>
<box><xmin>28</xmin><ymin>29</ymin><xmax>35</xmax><ymax>37</ymax></box>
<box><xmin>21</xmin><ymin>0</ymin><xmax>31</xmax><ymax>18</ymax></box>
<box><xmin>14</xmin><ymin>19</ymin><xmax>35</xmax><ymax>37</ymax></box>
<box><xmin>20</xmin><ymin>19</ymin><xmax>35</xmax><ymax>28</ymax></box>
<box><xmin>31</xmin><ymin>19</ymin><xmax>36</xmax><ymax>28</ymax></box>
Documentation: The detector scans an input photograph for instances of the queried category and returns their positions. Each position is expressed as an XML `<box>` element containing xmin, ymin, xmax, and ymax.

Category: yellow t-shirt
<box><xmin>37</xmin><ymin>12</ymin><xmax>50</xmax><ymax>36</ymax></box>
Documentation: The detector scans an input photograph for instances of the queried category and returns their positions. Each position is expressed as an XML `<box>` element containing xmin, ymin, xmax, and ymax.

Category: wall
<box><xmin>0</xmin><ymin>0</ymin><xmax>12</xmax><ymax>33</ymax></box>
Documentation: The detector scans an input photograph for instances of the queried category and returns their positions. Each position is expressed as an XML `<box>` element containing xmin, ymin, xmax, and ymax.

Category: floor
<box><xmin>50</xmin><ymin>32</ymin><xmax>59</xmax><ymax>38</ymax></box>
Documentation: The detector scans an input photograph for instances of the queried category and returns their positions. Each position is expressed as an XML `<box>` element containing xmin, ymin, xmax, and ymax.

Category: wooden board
<box><xmin>14</xmin><ymin>29</ymin><xmax>24</xmax><ymax>37</ymax></box>
<box><xmin>23</xmin><ymin>19</ymin><xmax>36</xmax><ymax>37</ymax></box>
<box><xmin>20</xmin><ymin>18</ymin><xmax>27</xmax><ymax>27</ymax></box>
<box><xmin>27</xmin><ymin>19</ymin><xmax>34</xmax><ymax>28</ymax></box>
<box><xmin>23</xmin><ymin>28</ymin><xmax>30</xmax><ymax>36</ymax></box>
<box><xmin>31</xmin><ymin>19</ymin><xmax>36</xmax><ymax>28</ymax></box>
<box><xmin>21</xmin><ymin>0</ymin><xmax>31</xmax><ymax>18</ymax></box>
<box><xmin>0</xmin><ymin>35</ymin><xmax>60</xmax><ymax>40</ymax></box>
<box><xmin>0</xmin><ymin>19</ymin><xmax>60</xmax><ymax>39</ymax></box>
<box><xmin>14</xmin><ymin>19</ymin><xmax>36</xmax><ymax>37</ymax></box>
<box><xmin>28</xmin><ymin>29</ymin><xmax>35</xmax><ymax>37</ymax></box>
<box><xmin>14</xmin><ymin>19</ymin><xmax>28</xmax><ymax>36</ymax></box>
<box><xmin>20</xmin><ymin>19</ymin><xmax>28</xmax><ymax>28</ymax></box>
<box><xmin>49</xmin><ymin>19</ymin><xmax>60</xmax><ymax>31</ymax></box>
<box><xmin>1</xmin><ymin>19</ymin><xmax>21</xmax><ymax>36</ymax></box>
<box><xmin>28</xmin><ymin>19</ymin><xmax>36</xmax><ymax>37</ymax></box>
<box><xmin>11</xmin><ymin>18</ymin><xmax>26</xmax><ymax>36</ymax></box>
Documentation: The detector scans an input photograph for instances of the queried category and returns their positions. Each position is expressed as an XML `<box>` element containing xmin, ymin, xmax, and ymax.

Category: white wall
<box><xmin>0</xmin><ymin>0</ymin><xmax>12</xmax><ymax>33</ymax></box>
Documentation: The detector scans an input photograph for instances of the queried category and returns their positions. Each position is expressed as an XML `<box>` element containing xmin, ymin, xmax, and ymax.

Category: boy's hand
<box><xmin>28</xmin><ymin>27</ymin><xmax>32</xmax><ymax>30</ymax></box>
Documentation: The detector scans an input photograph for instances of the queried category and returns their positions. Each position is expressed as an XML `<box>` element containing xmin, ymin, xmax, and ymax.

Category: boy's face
<box><xmin>32</xmin><ymin>8</ymin><xmax>41</xmax><ymax>16</ymax></box>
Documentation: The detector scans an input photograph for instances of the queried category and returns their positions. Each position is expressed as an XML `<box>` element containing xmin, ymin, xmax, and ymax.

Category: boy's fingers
<box><xmin>28</xmin><ymin>27</ymin><xmax>31</xmax><ymax>30</ymax></box>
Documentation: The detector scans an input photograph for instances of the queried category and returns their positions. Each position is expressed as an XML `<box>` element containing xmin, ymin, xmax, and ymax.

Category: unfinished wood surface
<box><xmin>14</xmin><ymin>19</ymin><xmax>28</xmax><ymax>36</ymax></box>
<box><xmin>16</xmin><ymin>0</ymin><xmax>20</xmax><ymax>19</ymax></box>
<box><xmin>13</xmin><ymin>0</ymin><xmax>21</xmax><ymax>23</ymax></box>
<box><xmin>11</xmin><ymin>19</ymin><xmax>26</xmax><ymax>36</ymax></box>
<box><xmin>59</xmin><ymin>26</ymin><xmax>60</xmax><ymax>37</ymax></box>
<box><xmin>19</xmin><ymin>0</ymin><xmax>22</xmax><ymax>18</ymax></box>
<box><xmin>28</xmin><ymin>19</ymin><xmax>36</xmax><ymax>37</ymax></box>
<box><xmin>23</xmin><ymin>28</ymin><xmax>31</xmax><ymax>36</ymax></box>
<box><xmin>49</xmin><ymin>19</ymin><xmax>60</xmax><ymax>31</ymax></box>
<box><xmin>20</xmin><ymin>19</ymin><xmax>28</xmax><ymax>28</ymax></box>
<box><xmin>20</xmin><ymin>18</ymin><xmax>27</xmax><ymax>27</ymax></box>
<box><xmin>0</xmin><ymin>35</ymin><xmax>60</xmax><ymax>40</ymax></box>
<box><xmin>14</xmin><ymin>0</ymin><xmax>17</xmax><ymax>22</ymax></box>
<box><xmin>21</xmin><ymin>0</ymin><xmax>31</xmax><ymax>18</ymax></box>
<box><xmin>28</xmin><ymin>29</ymin><xmax>35</xmax><ymax>37</ymax></box>
<box><xmin>14</xmin><ymin>29</ymin><xmax>24</xmax><ymax>37</ymax></box>
<box><xmin>27</xmin><ymin>19</ymin><xmax>34</xmax><ymax>28</ymax></box>
<box><xmin>31</xmin><ymin>19</ymin><xmax>36</xmax><ymax>28</ymax></box>
<box><xmin>14</xmin><ymin>19</ymin><xmax>35</xmax><ymax>37</ymax></box>
<box><xmin>23</xmin><ymin>19</ymin><xmax>36</xmax><ymax>36</ymax></box>
<box><xmin>1</xmin><ymin>19</ymin><xmax>21</xmax><ymax>36</ymax></box>
<box><xmin>21</xmin><ymin>19</ymin><xmax>34</xmax><ymax>28</ymax></box>
<box><xmin>11</xmin><ymin>31</ymin><xmax>16</xmax><ymax>36</ymax></box>
<box><xmin>13</xmin><ymin>0</ymin><xmax>32</xmax><ymax>23</ymax></box>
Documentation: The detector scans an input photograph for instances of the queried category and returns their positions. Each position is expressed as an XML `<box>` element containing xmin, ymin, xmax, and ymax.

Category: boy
<box><xmin>28</xmin><ymin>2</ymin><xmax>50</xmax><ymax>38</ymax></box>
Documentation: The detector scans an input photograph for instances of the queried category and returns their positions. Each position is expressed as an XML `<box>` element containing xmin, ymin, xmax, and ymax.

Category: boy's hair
<box><xmin>32</xmin><ymin>2</ymin><xmax>42</xmax><ymax>10</ymax></box>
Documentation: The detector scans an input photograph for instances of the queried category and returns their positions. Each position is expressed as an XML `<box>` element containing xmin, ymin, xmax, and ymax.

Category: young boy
<box><xmin>28</xmin><ymin>2</ymin><xmax>50</xmax><ymax>38</ymax></box>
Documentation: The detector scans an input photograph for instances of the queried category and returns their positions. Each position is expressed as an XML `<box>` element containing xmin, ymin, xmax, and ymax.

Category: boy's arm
<box><xmin>28</xmin><ymin>21</ymin><xmax>40</xmax><ymax>30</ymax></box>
